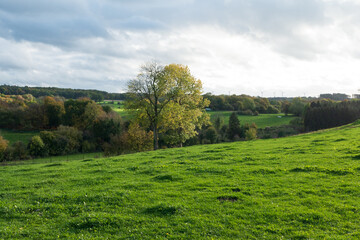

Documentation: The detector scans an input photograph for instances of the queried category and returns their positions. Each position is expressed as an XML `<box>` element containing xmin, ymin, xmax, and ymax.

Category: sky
<box><xmin>0</xmin><ymin>0</ymin><xmax>360</xmax><ymax>97</ymax></box>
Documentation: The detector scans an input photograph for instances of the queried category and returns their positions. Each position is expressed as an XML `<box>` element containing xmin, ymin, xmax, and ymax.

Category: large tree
<box><xmin>126</xmin><ymin>61</ymin><xmax>209</xmax><ymax>150</ymax></box>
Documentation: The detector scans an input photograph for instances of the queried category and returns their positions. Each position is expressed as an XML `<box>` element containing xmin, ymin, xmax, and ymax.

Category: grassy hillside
<box><xmin>209</xmin><ymin>111</ymin><xmax>296</xmax><ymax>128</ymax></box>
<box><xmin>1</xmin><ymin>122</ymin><xmax>360</xmax><ymax>239</ymax></box>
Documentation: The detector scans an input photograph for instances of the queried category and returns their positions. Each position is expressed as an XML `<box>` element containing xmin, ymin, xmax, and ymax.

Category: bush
<box><xmin>127</xmin><ymin>123</ymin><xmax>153</xmax><ymax>152</ymax></box>
<box><xmin>40</xmin><ymin>126</ymin><xmax>82</xmax><ymax>156</ymax></box>
<box><xmin>245</xmin><ymin>128</ymin><xmax>257</xmax><ymax>140</ymax></box>
<box><xmin>0</xmin><ymin>136</ymin><xmax>9</xmax><ymax>161</ymax></box>
<box><xmin>205</xmin><ymin>127</ymin><xmax>217</xmax><ymax>144</ymax></box>
<box><xmin>29</xmin><ymin>135</ymin><xmax>45</xmax><ymax>157</ymax></box>
<box><xmin>102</xmin><ymin>133</ymin><xmax>128</xmax><ymax>156</ymax></box>
<box><xmin>11</xmin><ymin>141</ymin><xmax>28</xmax><ymax>160</ymax></box>
<box><xmin>227</xmin><ymin>112</ymin><xmax>242</xmax><ymax>141</ymax></box>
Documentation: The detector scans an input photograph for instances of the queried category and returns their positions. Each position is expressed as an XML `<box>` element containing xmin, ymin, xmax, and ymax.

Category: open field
<box><xmin>97</xmin><ymin>103</ymin><xmax>296</xmax><ymax>128</ymax></box>
<box><xmin>1</xmin><ymin>121</ymin><xmax>360</xmax><ymax>239</ymax></box>
<box><xmin>98</xmin><ymin>101</ymin><xmax>132</xmax><ymax>119</ymax></box>
<box><xmin>0</xmin><ymin>129</ymin><xmax>38</xmax><ymax>145</ymax></box>
<box><xmin>209</xmin><ymin>111</ymin><xmax>296</xmax><ymax>128</ymax></box>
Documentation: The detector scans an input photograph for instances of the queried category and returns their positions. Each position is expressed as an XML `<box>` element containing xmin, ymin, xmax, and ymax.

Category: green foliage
<box><xmin>28</xmin><ymin>135</ymin><xmax>45</xmax><ymax>156</ymax></box>
<box><xmin>43</xmin><ymin>96</ymin><xmax>65</xmax><ymax>128</ymax></box>
<box><xmin>304</xmin><ymin>100</ymin><xmax>360</xmax><ymax>131</ymax></box>
<box><xmin>245</xmin><ymin>127</ymin><xmax>257</xmax><ymax>140</ymax></box>
<box><xmin>0</xmin><ymin>136</ymin><xmax>8</xmax><ymax>161</ymax></box>
<box><xmin>213</xmin><ymin>115</ymin><xmax>223</xmax><ymax>132</ymax></box>
<box><xmin>289</xmin><ymin>97</ymin><xmax>307</xmax><ymax>117</ymax></box>
<box><xmin>205</xmin><ymin>126</ymin><xmax>217</xmax><ymax>144</ymax></box>
<box><xmin>227</xmin><ymin>112</ymin><xmax>242</xmax><ymax>140</ymax></box>
<box><xmin>0</xmin><ymin>84</ymin><xmax>126</xmax><ymax>101</ymax></box>
<box><xmin>1</xmin><ymin>123</ymin><xmax>360</xmax><ymax>238</ymax></box>
<box><xmin>127</xmin><ymin>123</ymin><xmax>153</xmax><ymax>152</ymax></box>
<box><xmin>204</xmin><ymin>93</ymin><xmax>281</xmax><ymax>113</ymax></box>
<box><xmin>10</xmin><ymin>141</ymin><xmax>28</xmax><ymax>160</ymax></box>
<box><xmin>126</xmin><ymin>62</ymin><xmax>209</xmax><ymax>149</ymax></box>
<box><xmin>63</xmin><ymin>98</ymin><xmax>93</xmax><ymax>129</ymax></box>
<box><xmin>40</xmin><ymin>126</ymin><xmax>82</xmax><ymax>156</ymax></box>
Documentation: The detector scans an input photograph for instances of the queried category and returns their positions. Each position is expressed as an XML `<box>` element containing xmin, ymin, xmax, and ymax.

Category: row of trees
<box><xmin>0</xmin><ymin>94</ymin><xmax>127</xmax><ymax>161</ymax></box>
<box><xmin>203</xmin><ymin>93</ymin><xmax>281</xmax><ymax>114</ymax></box>
<box><xmin>0</xmin><ymin>85</ymin><xmax>126</xmax><ymax>102</ymax></box>
<box><xmin>203</xmin><ymin>94</ymin><xmax>310</xmax><ymax>117</ymax></box>
<box><xmin>304</xmin><ymin>100</ymin><xmax>360</xmax><ymax>131</ymax></box>
<box><xmin>0</xmin><ymin>62</ymin><xmax>211</xmax><ymax>160</ymax></box>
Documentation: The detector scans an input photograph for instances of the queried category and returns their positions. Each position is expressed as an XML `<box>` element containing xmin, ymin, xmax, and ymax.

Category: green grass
<box><xmin>209</xmin><ymin>111</ymin><xmax>296</xmax><ymax>128</ymax></box>
<box><xmin>1</xmin><ymin>152</ymin><xmax>104</xmax><ymax>166</ymax></box>
<box><xmin>0</xmin><ymin>129</ymin><xmax>38</xmax><ymax>145</ymax></box>
<box><xmin>1</xmin><ymin>121</ymin><xmax>360</xmax><ymax>239</ymax></box>
<box><xmin>98</xmin><ymin>101</ymin><xmax>132</xmax><ymax>119</ymax></box>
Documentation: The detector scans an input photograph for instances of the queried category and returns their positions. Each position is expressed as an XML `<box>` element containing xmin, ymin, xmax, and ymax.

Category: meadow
<box><xmin>209</xmin><ymin>111</ymin><xmax>296</xmax><ymax>128</ymax></box>
<box><xmin>99</xmin><ymin>100</ymin><xmax>133</xmax><ymax>119</ymax></box>
<box><xmin>97</xmin><ymin>101</ymin><xmax>296</xmax><ymax>128</ymax></box>
<box><xmin>0</xmin><ymin>129</ymin><xmax>38</xmax><ymax>145</ymax></box>
<box><xmin>1</xmin><ymin>121</ymin><xmax>360</xmax><ymax>239</ymax></box>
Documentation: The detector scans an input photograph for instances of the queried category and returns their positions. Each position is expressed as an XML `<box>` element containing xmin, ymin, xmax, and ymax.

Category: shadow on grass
<box><xmin>143</xmin><ymin>204</ymin><xmax>178</xmax><ymax>216</ymax></box>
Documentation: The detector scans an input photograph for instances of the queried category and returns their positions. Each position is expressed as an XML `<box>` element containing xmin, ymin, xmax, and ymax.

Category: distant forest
<box><xmin>0</xmin><ymin>85</ymin><xmax>127</xmax><ymax>102</ymax></box>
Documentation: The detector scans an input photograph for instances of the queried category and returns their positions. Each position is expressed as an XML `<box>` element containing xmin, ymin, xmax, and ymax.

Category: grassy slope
<box><xmin>1</xmin><ymin>122</ymin><xmax>360</xmax><ymax>239</ymax></box>
<box><xmin>209</xmin><ymin>111</ymin><xmax>296</xmax><ymax>128</ymax></box>
<box><xmin>0</xmin><ymin>129</ymin><xmax>38</xmax><ymax>145</ymax></box>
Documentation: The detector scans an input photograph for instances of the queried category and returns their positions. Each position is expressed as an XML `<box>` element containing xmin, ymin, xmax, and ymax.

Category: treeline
<box><xmin>0</xmin><ymin>85</ymin><xmax>127</xmax><ymax>102</ymax></box>
<box><xmin>197</xmin><ymin>112</ymin><xmax>258</xmax><ymax>144</ymax></box>
<box><xmin>203</xmin><ymin>93</ymin><xmax>310</xmax><ymax>117</ymax></box>
<box><xmin>304</xmin><ymin>100</ymin><xmax>360</xmax><ymax>131</ymax></box>
<box><xmin>0</xmin><ymin>94</ymin><xmax>153</xmax><ymax>162</ymax></box>
<box><xmin>0</xmin><ymin>93</ymin><xmax>265</xmax><ymax>161</ymax></box>
<box><xmin>203</xmin><ymin>93</ymin><xmax>282</xmax><ymax>114</ymax></box>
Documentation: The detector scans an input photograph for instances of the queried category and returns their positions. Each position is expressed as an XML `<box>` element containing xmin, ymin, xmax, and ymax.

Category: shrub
<box><xmin>0</xmin><ymin>136</ymin><xmax>9</xmax><ymax>161</ymax></box>
<box><xmin>127</xmin><ymin>123</ymin><xmax>153</xmax><ymax>152</ymax></box>
<box><xmin>205</xmin><ymin>126</ymin><xmax>217</xmax><ymax>144</ymax></box>
<box><xmin>245</xmin><ymin>128</ymin><xmax>257</xmax><ymax>140</ymax></box>
<box><xmin>102</xmin><ymin>133</ymin><xmax>128</xmax><ymax>156</ymax></box>
<box><xmin>29</xmin><ymin>135</ymin><xmax>45</xmax><ymax>157</ymax></box>
<box><xmin>227</xmin><ymin>112</ymin><xmax>242</xmax><ymax>141</ymax></box>
<box><xmin>11</xmin><ymin>141</ymin><xmax>28</xmax><ymax>160</ymax></box>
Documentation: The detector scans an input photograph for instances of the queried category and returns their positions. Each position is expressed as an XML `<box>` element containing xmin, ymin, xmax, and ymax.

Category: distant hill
<box><xmin>0</xmin><ymin>85</ymin><xmax>127</xmax><ymax>102</ymax></box>
<box><xmin>1</xmin><ymin>121</ymin><xmax>360</xmax><ymax>239</ymax></box>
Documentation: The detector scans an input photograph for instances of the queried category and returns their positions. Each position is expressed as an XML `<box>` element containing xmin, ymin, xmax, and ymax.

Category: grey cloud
<box><xmin>0</xmin><ymin>0</ymin><xmax>108</xmax><ymax>47</ymax></box>
<box><xmin>0</xmin><ymin>0</ymin><xmax>86</xmax><ymax>15</ymax></box>
<box><xmin>0</xmin><ymin>0</ymin><xmax>328</xmax><ymax>51</ymax></box>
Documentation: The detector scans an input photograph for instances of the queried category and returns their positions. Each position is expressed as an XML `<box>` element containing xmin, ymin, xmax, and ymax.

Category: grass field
<box><xmin>0</xmin><ymin>129</ymin><xmax>38</xmax><ymax>145</ymax></box>
<box><xmin>209</xmin><ymin>111</ymin><xmax>296</xmax><ymax>128</ymax></box>
<box><xmin>1</xmin><ymin>152</ymin><xmax>104</xmax><ymax>166</ymax></box>
<box><xmin>98</xmin><ymin>101</ymin><xmax>132</xmax><ymax>119</ymax></box>
<box><xmin>1</xmin><ymin>121</ymin><xmax>360</xmax><ymax>239</ymax></box>
<box><xmin>97</xmin><ymin>103</ymin><xmax>295</xmax><ymax>128</ymax></box>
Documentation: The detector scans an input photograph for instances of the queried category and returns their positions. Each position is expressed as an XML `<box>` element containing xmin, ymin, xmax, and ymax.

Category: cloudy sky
<box><xmin>0</xmin><ymin>0</ymin><xmax>359</xmax><ymax>97</ymax></box>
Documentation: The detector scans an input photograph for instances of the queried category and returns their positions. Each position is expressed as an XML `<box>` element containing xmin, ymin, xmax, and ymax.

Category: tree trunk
<box><xmin>153</xmin><ymin>126</ymin><xmax>159</xmax><ymax>150</ymax></box>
